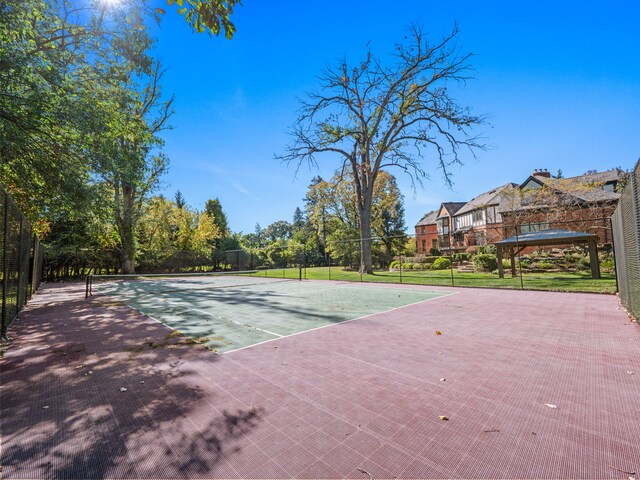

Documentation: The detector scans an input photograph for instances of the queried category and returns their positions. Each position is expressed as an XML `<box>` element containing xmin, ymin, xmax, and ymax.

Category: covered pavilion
<box><xmin>494</xmin><ymin>229</ymin><xmax>601</xmax><ymax>279</ymax></box>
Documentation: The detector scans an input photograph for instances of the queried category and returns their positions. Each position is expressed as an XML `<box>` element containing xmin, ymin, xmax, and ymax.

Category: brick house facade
<box><xmin>414</xmin><ymin>169</ymin><xmax>623</xmax><ymax>255</ymax></box>
<box><xmin>448</xmin><ymin>183</ymin><xmax>517</xmax><ymax>253</ymax></box>
<box><xmin>500</xmin><ymin>169</ymin><xmax>621</xmax><ymax>245</ymax></box>
<box><xmin>414</xmin><ymin>211</ymin><xmax>438</xmax><ymax>254</ymax></box>
<box><xmin>435</xmin><ymin>202</ymin><xmax>466</xmax><ymax>253</ymax></box>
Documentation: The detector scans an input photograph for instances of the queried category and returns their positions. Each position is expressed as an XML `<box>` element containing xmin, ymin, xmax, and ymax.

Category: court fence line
<box><xmin>611</xmin><ymin>159</ymin><xmax>640</xmax><ymax>321</ymax></box>
<box><xmin>76</xmin><ymin>215</ymin><xmax>618</xmax><ymax>295</ymax></box>
<box><xmin>1</xmin><ymin>185</ymin><xmax>44</xmax><ymax>341</ymax></box>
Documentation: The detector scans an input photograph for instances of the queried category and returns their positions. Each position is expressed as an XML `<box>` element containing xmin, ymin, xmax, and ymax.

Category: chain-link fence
<box><xmin>1</xmin><ymin>186</ymin><xmax>45</xmax><ymax>341</ymax></box>
<box><xmin>220</xmin><ymin>214</ymin><xmax>616</xmax><ymax>294</ymax></box>
<box><xmin>612</xmin><ymin>160</ymin><xmax>640</xmax><ymax>320</ymax></box>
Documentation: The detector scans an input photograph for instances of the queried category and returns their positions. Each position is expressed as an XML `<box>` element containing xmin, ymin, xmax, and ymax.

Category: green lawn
<box><xmin>250</xmin><ymin>266</ymin><xmax>617</xmax><ymax>294</ymax></box>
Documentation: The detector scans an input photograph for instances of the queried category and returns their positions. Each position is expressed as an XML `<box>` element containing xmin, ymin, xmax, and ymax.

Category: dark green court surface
<box><xmin>95</xmin><ymin>276</ymin><xmax>451</xmax><ymax>353</ymax></box>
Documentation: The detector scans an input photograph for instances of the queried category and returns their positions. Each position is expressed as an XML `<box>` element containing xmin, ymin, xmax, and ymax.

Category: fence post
<box><xmin>1</xmin><ymin>194</ymin><xmax>9</xmax><ymax>341</ymax></box>
<box><xmin>609</xmin><ymin>216</ymin><xmax>619</xmax><ymax>293</ymax></box>
<box><xmin>448</xmin><ymin>228</ymin><xmax>455</xmax><ymax>287</ymax></box>
<box><xmin>514</xmin><ymin>226</ymin><xmax>524</xmax><ymax>290</ymax></box>
<box><xmin>28</xmin><ymin>234</ymin><xmax>36</xmax><ymax>300</ymax></box>
<box><xmin>399</xmin><ymin>255</ymin><xmax>403</xmax><ymax>284</ymax></box>
<box><xmin>15</xmin><ymin>216</ymin><xmax>24</xmax><ymax>310</ymax></box>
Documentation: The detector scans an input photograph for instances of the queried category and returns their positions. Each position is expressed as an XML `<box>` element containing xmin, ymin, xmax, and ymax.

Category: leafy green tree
<box><xmin>292</xmin><ymin>207</ymin><xmax>305</xmax><ymax>232</ymax></box>
<box><xmin>0</xmin><ymin>0</ymin><xmax>241</xmax><ymax>237</ymax></box>
<box><xmin>174</xmin><ymin>190</ymin><xmax>186</xmax><ymax>209</ymax></box>
<box><xmin>203</xmin><ymin>197</ymin><xmax>229</xmax><ymax>269</ymax></box>
<box><xmin>306</xmin><ymin>171</ymin><xmax>406</xmax><ymax>268</ymax></box>
<box><xmin>204</xmin><ymin>198</ymin><xmax>229</xmax><ymax>236</ymax></box>
<box><xmin>89</xmin><ymin>19</ymin><xmax>173</xmax><ymax>273</ymax></box>
<box><xmin>0</xmin><ymin>0</ymin><xmax>108</xmax><ymax>232</ymax></box>
<box><xmin>138</xmin><ymin>194</ymin><xmax>221</xmax><ymax>272</ymax></box>
<box><xmin>137</xmin><ymin>0</ymin><xmax>241</xmax><ymax>38</ymax></box>
<box><xmin>279</xmin><ymin>25</ymin><xmax>486</xmax><ymax>273</ymax></box>
<box><xmin>263</xmin><ymin>221</ymin><xmax>293</xmax><ymax>243</ymax></box>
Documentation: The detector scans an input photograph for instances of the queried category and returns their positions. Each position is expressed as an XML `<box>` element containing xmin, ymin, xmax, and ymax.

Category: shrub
<box><xmin>478</xmin><ymin>245</ymin><xmax>496</xmax><ymax>255</ymax></box>
<box><xmin>473</xmin><ymin>254</ymin><xmax>498</xmax><ymax>273</ymax></box>
<box><xmin>402</xmin><ymin>262</ymin><xmax>414</xmax><ymax>270</ymax></box>
<box><xmin>421</xmin><ymin>256</ymin><xmax>440</xmax><ymax>264</ymax></box>
<box><xmin>417</xmin><ymin>262</ymin><xmax>432</xmax><ymax>270</ymax></box>
<box><xmin>564</xmin><ymin>252</ymin><xmax>582</xmax><ymax>263</ymax></box>
<box><xmin>432</xmin><ymin>257</ymin><xmax>451</xmax><ymax>270</ymax></box>
<box><xmin>429</xmin><ymin>247</ymin><xmax>441</xmax><ymax>256</ymax></box>
<box><xmin>601</xmin><ymin>258</ymin><xmax>615</xmax><ymax>272</ymax></box>
<box><xmin>389</xmin><ymin>260</ymin><xmax>401</xmax><ymax>270</ymax></box>
<box><xmin>502</xmin><ymin>259</ymin><xmax>512</xmax><ymax>269</ymax></box>
<box><xmin>536</xmin><ymin>261</ymin><xmax>555</xmax><ymax>270</ymax></box>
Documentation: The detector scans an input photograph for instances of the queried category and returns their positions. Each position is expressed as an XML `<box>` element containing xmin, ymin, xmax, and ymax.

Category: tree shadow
<box><xmin>0</xmin><ymin>283</ymin><xmax>265</xmax><ymax>479</ymax></box>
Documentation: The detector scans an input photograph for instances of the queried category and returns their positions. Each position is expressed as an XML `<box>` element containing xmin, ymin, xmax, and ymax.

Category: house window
<box><xmin>421</xmin><ymin>226</ymin><xmax>426</xmax><ymax>234</ymax></box>
<box><xmin>437</xmin><ymin>218</ymin><xmax>449</xmax><ymax>234</ymax></box>
<box><xmin>421</xmin><ymin>240</ymin><xmax>426</xmax><ymax>252</ymax></box>
<box><xmin>472</xmin><ymin>210</ymin><xmax>484</xmax><ymax>222</ymax></box>
<box><xmin>521</xmin><ymin>222</ymin><xmax>550</xmax><ymax>233</ymax></box>
<box><xmin>432</xmin><ymin>239</ymin><xmax>438</xmax><ymax>249</ymax></box>
<box><xmin>487</xmin><ymin>207</ymin><xmax>496</xmax><ymax>223</ymax></box>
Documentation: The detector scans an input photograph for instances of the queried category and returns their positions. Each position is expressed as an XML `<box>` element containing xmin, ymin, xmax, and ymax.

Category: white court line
<box><xmin>222</xmin><ymin>290</ymin><xmax>459</xmax><ymax>355</ymax></box>
<box><xmin>161</xmin><ymin>298</ymin><xmax>283</xmax><ymax>338</ymax></box>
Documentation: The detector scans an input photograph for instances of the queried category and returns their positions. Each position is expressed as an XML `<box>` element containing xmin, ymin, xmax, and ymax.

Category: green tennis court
<box><xmin>91</xmin><ymin>273</ymin><xmax>451</xmax><ymax>353</ymax></box>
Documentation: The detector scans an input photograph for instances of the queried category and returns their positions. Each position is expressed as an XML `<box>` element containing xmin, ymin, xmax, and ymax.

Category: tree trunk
<box><xmin>117</xmin><ymin>184</ymin><xmax>137</xmax><ymax>274</ymax></box>
<box><xmin>358</xmin><ymin>205</ymin><xmax>374</xmax><ymax>275</ymax></box>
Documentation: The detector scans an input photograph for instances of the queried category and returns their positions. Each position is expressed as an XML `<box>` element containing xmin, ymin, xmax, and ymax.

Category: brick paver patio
<box><xmin>1</xmin><ymin>282</ymin><xmax>639</xmax><ymax>479</ymax></box>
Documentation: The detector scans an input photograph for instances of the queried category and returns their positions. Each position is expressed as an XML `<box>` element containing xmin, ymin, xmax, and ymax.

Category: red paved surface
<box><xmin>1</xmin><ymin>282</ymin><xmax>639</xmax><ymax>479</ymax></box>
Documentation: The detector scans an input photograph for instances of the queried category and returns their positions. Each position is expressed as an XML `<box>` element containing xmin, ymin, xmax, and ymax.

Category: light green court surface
<box><xmin>96</xmin><ymin>277</ymin><xmax>450</xmax><ymax>353</ymax></box>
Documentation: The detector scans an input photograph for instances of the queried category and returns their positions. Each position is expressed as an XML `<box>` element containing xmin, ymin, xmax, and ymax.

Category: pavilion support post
<box><xmin>588</xmin><ymin>239</ymin><xmax>600</xmax><ymax>279</ymax></box>
<box><xmin>509</xmin><ymin>247</ymin><xmax>517</xmax><ymax>276</ymax></box>
<box><xmin>497</xmin><ymin>247</ymin><xmax>504</xmax><ymax>278</ymax></box>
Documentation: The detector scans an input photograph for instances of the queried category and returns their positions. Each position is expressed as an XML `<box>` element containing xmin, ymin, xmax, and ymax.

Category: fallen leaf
<box><xmin>439</xmin><ymin>415</ymin><xmax>449</xmax><ymax>421</ymax></box>
<box><xmin>42</xmin><ymin>406</ymin><xmax>49</xmax><ymax>409</ymax></box>
<box><xmin>140</xmin><ymin>381</ymin><xmax>145</xmax><ymax>384</ymax></box>
<box><xmin>357</xmin><ymin>467</ymin><xmax>373</xmax><ymax>480</ymax></box>
<box><xmin>120</xmin><ymin>387</ymin><xmax>128</xmax><ymax>392</ymax></box>
<box><xmin>435</xmin><ymin>331</ymin><xmax>442</xmax><ymax>335</ymax></box>
<box><xmin>545</xmin><ymin>404</ymin><xmax>557</xmax><ymax>409</ymax></box>
<box><xmin>88</xmin><ymin>371</ymin><xmax>94</xmax><ymax>375</ymax></box>
<box><xmin>627</xmin><ymin>371</ymin><xmax>634</xmax><ymax>375</ymax></box>
<box><xmin>439</xmin><ymin>378</ymin><xmax>446</xmax><ymax>382</ymax></box>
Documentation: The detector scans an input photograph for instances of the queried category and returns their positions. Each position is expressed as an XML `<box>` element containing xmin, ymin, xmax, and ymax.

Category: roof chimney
<box><xmin>532</xmin><ymin>168</ymin><xmax>551</xmax><ymax>178</ymax></box>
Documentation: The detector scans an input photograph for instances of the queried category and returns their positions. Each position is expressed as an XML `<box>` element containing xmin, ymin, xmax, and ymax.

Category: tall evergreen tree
<box><xmin>204</xmin><ymin>198</ymin><xmax>229</xmax><ymax>236</ymax></box>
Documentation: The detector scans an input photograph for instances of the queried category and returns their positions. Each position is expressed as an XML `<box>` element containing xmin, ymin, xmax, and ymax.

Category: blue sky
<box><xmin>144</xmin><ymin>0</ymin><xmax>639</xmax><ymax>233</ymax></box>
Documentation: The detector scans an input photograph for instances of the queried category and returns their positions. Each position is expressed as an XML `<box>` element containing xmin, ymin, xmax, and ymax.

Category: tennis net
<box><xmin>85</xmin><ymin>269</ymin><xmax>302</xmax><ymax>299</ymax></box>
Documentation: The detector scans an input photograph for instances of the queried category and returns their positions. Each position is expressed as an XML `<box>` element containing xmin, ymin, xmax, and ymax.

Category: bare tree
<box><xmin>278</xmin><ymin>25</ymin><xmax>487</xmax><ymax>273</ymax></box>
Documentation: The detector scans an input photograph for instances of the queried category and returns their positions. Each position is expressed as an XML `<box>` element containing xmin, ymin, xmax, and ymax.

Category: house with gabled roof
<box><xmin>414</xmin><ymin>210</ymin><xmax>438</xmax><ymax>254</ymax></box>
<box><xmin>449</xmin><ymin>183</ymin><xmax>518</xmax><ymax>252</ymax></box>
<box><xmin>435</xmin><ymin>202</ymin><xmax>466</xmax><ymax>253</ymax></box>
<box><xmin>501</xmin><ymin>168</ymin><xmax>623</xmax><ymax>244</ymax></box>
<box><xmin>413</xmin><ymin>168</ymin><xmax>623</xmax><ymax>255</ymax></box>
